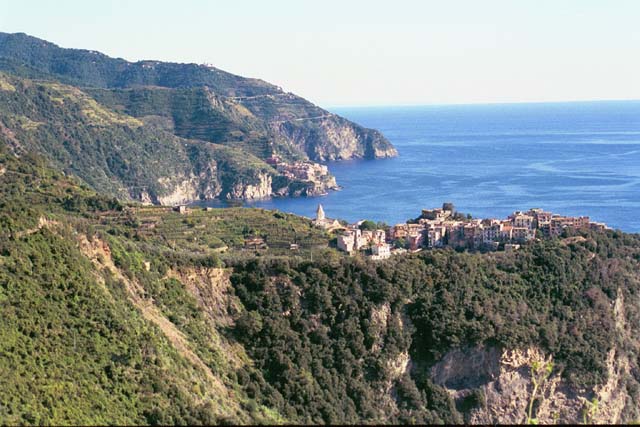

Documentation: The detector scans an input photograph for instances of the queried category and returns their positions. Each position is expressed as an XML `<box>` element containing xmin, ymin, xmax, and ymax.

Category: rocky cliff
<box><xmin>271</xmin><ymin>114</ymin><xmax>397</xmax><ymax>161</ymax></box>
<box><xmin>428</xmin><ymin>289</ymin><xmax>638</xmax><ymax>424</ymax></box>
<box><xmin>429</xmin><ymin>344</ymin><xmax>633</xmax><ymax>424</ymax></box>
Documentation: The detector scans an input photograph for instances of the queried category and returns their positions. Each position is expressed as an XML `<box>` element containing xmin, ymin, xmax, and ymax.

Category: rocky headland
<box><xmin>0</xmin><ymin>32</ymin><xmax>397</xmax><ymax>205</ymax></box>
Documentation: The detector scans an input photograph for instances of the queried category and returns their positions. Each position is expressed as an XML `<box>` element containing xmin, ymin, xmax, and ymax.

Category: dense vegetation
<box><xmin>0</xmin><ymin>146</ymin><xmax>297</xmax><ymax>424</ymax></box>
<box><xmin>2</xmin><ymin>143</ymin><xmax>640</xmax><ymax>424</ymax></box>
<box><xmin>0</xmin><ymin>71</ymin><xmax>302</xmax><ymax>203</ymax></box>
<box><xmin>227</xmin><ymin>233</ymin><xmax>640</xmax><ymax>423</ymax></box>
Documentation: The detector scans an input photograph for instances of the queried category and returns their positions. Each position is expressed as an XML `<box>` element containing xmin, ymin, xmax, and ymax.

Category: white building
<box><xmin>337</xmin><ymin>232</ymin><xmax>356</xmax><ymax>254</ymax></box>
<box><xmin>370</xmin><ymin>243</ymin><xmax>392</xmax><ymax>260</ymax></box>
<box><xmin>427</xmin><ymin>226</ymin><xmax>446</xmax><ymax>248</ymax></box>
<box><xmin>312</xmin><ymin>204</ymin><xmax>342</xmax><ymax>230</ymax></box>
<box><xmin>510</xmin><ymin>212</ymin><xmax>534</xmax><ymax>229</ymax></box>
<box><xmin>362</xmin><ymin>229</ymin><xmax>386</xmax><ymax>245</ymax></box>
<box><xmin>337</xmin><ymin>227</ymin><xmax>384</xmax><ymax>254</ymax></box>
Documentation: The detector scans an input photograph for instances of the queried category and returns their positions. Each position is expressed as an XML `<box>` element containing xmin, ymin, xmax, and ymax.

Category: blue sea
<box><xmin>247</xmin><ymin>101</ymin><xmax>640</xmax><ymax>233</ymax></box>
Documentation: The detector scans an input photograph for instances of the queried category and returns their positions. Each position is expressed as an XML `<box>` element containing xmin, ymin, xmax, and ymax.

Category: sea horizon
<box><xmin>321</xmin><ymin>98</ymin><xmax>640</xmax><ymax>111</ymax></box>
<box><xmin>229</xmin><ymin>100</ymin><xmax>640</xmax><ymax>233</ymax></box>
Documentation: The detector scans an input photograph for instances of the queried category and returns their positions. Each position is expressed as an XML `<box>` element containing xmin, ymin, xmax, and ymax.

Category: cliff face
<box><xmin>225</xmin><ymin>172</ymin><xmax>272</xmax><ymax>200</ymax></box>
<box><xmin>430</xmin><ymin>344</ymin><xmax>632</xmax><ymax>424</ymax></box>
<box><xmin>272</xmin><ymin>115</ymin><xmax>397</xmax><ymax>161</ymax></box>
<box><xmin>428</xmin><ymin>291</ymin><xmax>637</xmax><ymax>424</ymax></box>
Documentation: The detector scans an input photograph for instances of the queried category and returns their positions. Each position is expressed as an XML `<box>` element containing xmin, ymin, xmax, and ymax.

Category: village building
<box><xmin>370</xmin><ymin>243</ymin><xmax>392</xmax><ymax>260</ymax></box>
<box><xmin>421</xmin><ymin>208</ymin><xmax>451</xmax><ymax>221</ymax></box>
<box><xmin>590</xmin><ymin>222</ymin><xmax>608</xmax><ymax>231</ymax></box>
<box><xmin>277</xmin><ymin>161</ymin><xmax>332</xmax><ymax>182</ymax></box>
<box><xmin>407</xmin><ymin>232</ymin><xmax>425</xmax><ymax>251</ymax></box>
<box><xmin>426</xmin><ymin>225</ymin><xmax>447</xmax><ymax>248</ymax></box>
<box><xmin>549</xmin><ymin>215</ymin><xmax>591</xmax><ymax>236</ymax></box>
<box><xmin>337</xmin><ymin>225</ymin><xmax>386</xmax><ymax>254</ymax></box>
<box><xmin>512</xmin><ymin>227</ymin><xmax>535</xmax><ymax>242</ymax></box>
<box><xmin>244</xmin><ymin>236</ymin><xmax>267</xmax><ymax>250</ymax></box>
<box><xmin>390</xmin><ymin>224</ymin><xmax>409</xmax><ymax>240</ymax></box>
<box><xmin>362</xmin><ymin>229</ymin><xmax>386</xmax><ymax>245</ymax></box>
<box><xmin>337</xmin><ymin>232</ymin><xmax>356</xmax><ymax>254</ymax></box>
<box><xmin>312</xmin><ymin>204</ymin><xmax>343</xmax><ymax>231</ymax></box>
<box><xmin>509</xmin><ymin>212</ymin><xmax>535</xmax><ymax>229</ymax></box>
<box><xmin>529</xmin><ymin>209</ymin><xmax>552</xmax><ymax>227</ymax></box>
<box><xmin>338</xmin><ymin>230</ymin><xmax>363</xmax><ymax>253</ymax></box>
<box><xmin>173</xmin><ymin>205</ymin><xmax>188</xmax><ymax>214</ymax></box>
<box><xmin>500</xmin><ymin>224</ymin><xmax>514</xmax><ymax>241</ymax></box>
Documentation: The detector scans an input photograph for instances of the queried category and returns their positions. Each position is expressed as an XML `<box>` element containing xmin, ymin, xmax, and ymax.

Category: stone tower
<box><xmin>316</xmin><ymin>204</ymin><xmax>326</xmax><ymax>221</ymax></box>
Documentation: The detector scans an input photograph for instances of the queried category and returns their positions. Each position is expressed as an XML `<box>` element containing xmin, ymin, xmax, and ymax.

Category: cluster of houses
<box><xmin>313</xmin><ymin>203</ymin><xmax>609</xmax><ymax>260</ymax></box>
<box><xmin>266</xmin><ymin>156</ymin><xmax>332</xmax><ymax>183</ymax></box>
<box><xmin>312</xmin><ymin>204</ymin><xmax>395</xmax><ymax>260</ymax></box>
<box><xmin>391</xmin><ymin>206</ymin><xmax>608</xmax><ymax>251</ymax></box>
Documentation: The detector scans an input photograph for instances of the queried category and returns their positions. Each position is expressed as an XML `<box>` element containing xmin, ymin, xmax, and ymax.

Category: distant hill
<box><xmin>0</xmin><ymin>32</ymin><xmax>397</xmax><ymax>170</ymax></box>
<box><xmin>0</xmin><ymin>72</ymin><xmax>313</xmax><ymax>204</ymax></box>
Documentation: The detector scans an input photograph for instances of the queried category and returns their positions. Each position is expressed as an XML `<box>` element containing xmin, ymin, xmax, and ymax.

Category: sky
<box><xmin>1</xmin><ymin>0</ymin><xmax>639</xmax><ymax>107</ymax></box>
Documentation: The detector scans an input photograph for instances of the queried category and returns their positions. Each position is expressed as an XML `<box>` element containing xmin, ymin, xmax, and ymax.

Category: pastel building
<box><xmin>370</xmin><ymin>243</ymin><xmax>392</xmax><ymax>260</ymax></box>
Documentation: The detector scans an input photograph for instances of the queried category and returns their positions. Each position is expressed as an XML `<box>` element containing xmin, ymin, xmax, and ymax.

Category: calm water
<box><xmin>246</xmin><ymin>101</ymin><xmax>640</xmax><ymax>232</ymax></box>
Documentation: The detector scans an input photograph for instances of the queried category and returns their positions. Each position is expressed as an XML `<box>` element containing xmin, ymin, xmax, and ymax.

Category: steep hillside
<box><xmin>2</xmin><ymin>148</ymin><xmax>639</xmax><ymax>424</ymax></box>
<box><xmin>0</xmin><ymin>147</ymin><xmax>287</xmax><ymax>425</ymax></box>
<box><xmin>0</xmin><ymin>72</ymin><xmax>336</xmax><ymax>204</ymax></box>
<box><xmin>0</xmin><ymin>32</ymin><xmax>397</xmax><ymax>162</ymax></box>
<box><xmin>228</xmin><ymin>236</ymin><xmax>640</xmax><ymax>424</ymax></box>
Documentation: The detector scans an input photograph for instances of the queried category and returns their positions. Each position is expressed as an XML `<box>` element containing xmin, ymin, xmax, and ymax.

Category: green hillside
<box><xmin>0</xmin><ymin>72</ymin><xmax>338</xmax><ymax>203</ymax></box>
<box><xmin>0</xmin><ymin>32</ymin><xmax>397</xmax><ymax>164</ymax></box>
<box><xmin>1</xmin><ymin>147</ymin><xmax>639</xmax><ymax>424</ymax></box>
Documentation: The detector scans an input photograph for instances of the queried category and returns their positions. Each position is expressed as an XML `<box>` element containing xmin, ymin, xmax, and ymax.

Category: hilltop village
<box><xmin>313</xmin><ymin>203</ymin><xmax>610</xmax><ymax>260</ymax></box>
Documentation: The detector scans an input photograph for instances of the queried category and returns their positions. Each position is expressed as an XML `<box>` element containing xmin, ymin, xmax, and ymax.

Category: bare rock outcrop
<box><xmin>272</xmin><ymin>116</ymin><xmax>397</xmax><ymax>161</ymax></box>
<box><xmin>430</xmin><ymin>343</ymin><xmax>632</xmax><ymax>424</ymax></box>
<box><xmin>225</xmin><ymin>172</ymin><xmax>272</xmax><ymax>200</ymax></box>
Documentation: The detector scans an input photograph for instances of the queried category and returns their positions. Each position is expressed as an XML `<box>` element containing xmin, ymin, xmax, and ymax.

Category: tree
<box><xmin>359</xmin><ymin>220</ymin><xmax>377</xmax><ymax>231</ymax></box>
<box><xmin>442</xmin><ymin>202</ymin><xmax>455</xmax><ymax>212</ymax></box>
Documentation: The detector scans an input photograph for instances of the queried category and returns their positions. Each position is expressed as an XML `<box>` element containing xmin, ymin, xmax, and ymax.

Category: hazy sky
<box><xmin>2</xmin><ymin>0</ymin><xmax>639</xmax><ymax>106</ymax></box>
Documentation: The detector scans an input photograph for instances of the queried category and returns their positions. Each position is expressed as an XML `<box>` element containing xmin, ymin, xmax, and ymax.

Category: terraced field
<box><xmin>91</xmin><ymin>205</ymin><xmax>334</xmax><ymax>261</ymax></box>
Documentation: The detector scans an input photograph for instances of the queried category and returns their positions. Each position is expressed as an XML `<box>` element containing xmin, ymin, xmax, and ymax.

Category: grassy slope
<box><xmin>0</xmin><ymin>148</ymin><xmax>292</xmax><ymax>425</ymax></box>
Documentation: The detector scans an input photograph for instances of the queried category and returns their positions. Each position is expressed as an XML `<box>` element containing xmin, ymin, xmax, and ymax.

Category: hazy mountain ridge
<box><xmin>0</xmin><ymin>32</ymin><xmax>396</xmax><ymax>165</ymax></box>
